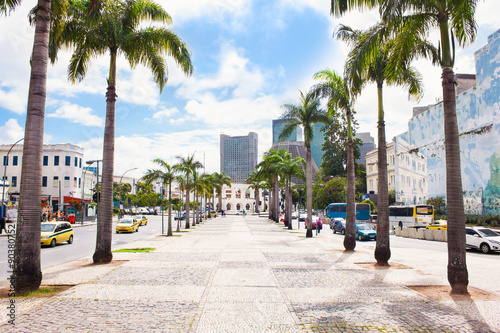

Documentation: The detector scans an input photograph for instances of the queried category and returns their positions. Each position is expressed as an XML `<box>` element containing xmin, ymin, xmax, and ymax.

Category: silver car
<box><xmin>466</xmin><ymin>227</ymin><xmax>500</xmax><ymax>254</ymax></box>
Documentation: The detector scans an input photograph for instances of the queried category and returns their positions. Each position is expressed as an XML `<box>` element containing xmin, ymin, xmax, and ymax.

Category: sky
<box><xmin>0</xmin><ymin>0</ymin><xmax>499</xmax><ymax>180</ymax></box>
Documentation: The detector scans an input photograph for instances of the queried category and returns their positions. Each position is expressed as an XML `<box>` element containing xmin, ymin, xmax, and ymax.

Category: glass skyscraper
<box><xmin>272</xmin><ymin>119</ymin><xmax>303</xmax><ymax>143</ymax></box>
<box><xmin>220</xmin><ymin>132</ymin><xmax>258</xmax><ymax>183</ymax></box>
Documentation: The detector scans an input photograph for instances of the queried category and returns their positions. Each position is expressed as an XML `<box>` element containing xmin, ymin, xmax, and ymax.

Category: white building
<box><xmin>219</xmin><ymin>183</ymin><xmax>265</xmax><ymax>213</ymax></box>
<box><xmin>366</xmin><ymin>134</ymin><xmax>428</xmax><ymax>205</ymax></box>
<box><xmin>1</xmin><ymin>143</ymin><xmax>92</xmax><ymax>213</ymax></box>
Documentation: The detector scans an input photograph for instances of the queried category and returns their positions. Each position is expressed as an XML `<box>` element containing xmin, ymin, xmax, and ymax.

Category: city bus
<box><xmin>389</xmin><ymin>205</ymin><xmax>434</xmax><ymax>229</ymax></box>
<box><xmin>324</xmin><ymin>203</ymin><xmax>371</xmax><ymax>222</ymax></box>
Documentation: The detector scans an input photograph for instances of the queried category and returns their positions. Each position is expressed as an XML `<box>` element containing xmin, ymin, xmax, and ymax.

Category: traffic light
<box><xmin>93</xmin><ymin>192</ymin><xmax>100</xmax><ymax>202</ymax></box>
<box><xmin>329</xmin><ymin>189</ymin><xmax>332</xmax><ymax>195</ymax></box>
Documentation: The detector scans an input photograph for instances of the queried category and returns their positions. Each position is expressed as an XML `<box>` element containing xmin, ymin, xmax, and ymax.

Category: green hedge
<box><xmin>465</xmin><ymin>214</ymin><xmax>500</xmax><ymax>227</ymax></box>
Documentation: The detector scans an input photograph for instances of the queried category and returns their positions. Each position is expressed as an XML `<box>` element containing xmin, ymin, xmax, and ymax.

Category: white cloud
<box><xmin>47</xmin><ymin>102</ymin><xmax>104</xmax><ymax>127</ymax></box>
<box><xmin>150</xmin><ymin>107</ymin><xmax>180</xmax><ymax>122</ymax></box>
<box><xmin>0</xmin><ymin>119</ymin><xmax>24</xmax><ymax>143</ymax></box>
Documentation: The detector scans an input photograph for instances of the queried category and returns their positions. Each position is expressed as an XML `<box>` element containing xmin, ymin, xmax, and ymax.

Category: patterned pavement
<box><xmin>1</xmin><ymin>214</ymin><xmax>499</xmax><ymax>332</ymax></box>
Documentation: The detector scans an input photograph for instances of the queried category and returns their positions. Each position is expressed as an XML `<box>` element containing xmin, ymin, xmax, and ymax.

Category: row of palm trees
<box><xmin>142</xmin><ymin>154</ymin><xmax>232</xmax><ymax>236</ymax></box>
<box><xmin>4</xmin><ymin>0</ymin><xmax>193</xmax><ymax>294</ymax></box>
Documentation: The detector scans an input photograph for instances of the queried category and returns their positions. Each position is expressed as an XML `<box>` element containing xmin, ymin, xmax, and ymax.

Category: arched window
<box><xmin>226</xmin><ymin>203</ymin><xmax>231</xmax><ymax>211</ymax></box>
<box><xmin>236</xmin><ymin>203</ymin><xmax>241</xmax><ymax>211</ymax></box>
<box><xmin>246</xmin><ymin>203</ymin><xmax>250</xmax><ymax>210</ymax></box>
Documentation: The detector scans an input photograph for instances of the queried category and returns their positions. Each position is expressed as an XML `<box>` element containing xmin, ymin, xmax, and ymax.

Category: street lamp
<box><xmin>119</xmin><ymin>167</ymin><xmax>138</xmax><ymax>219</ymax></box>
<box><xmin>2</xmin><ymin>138</ymin><xmax>23</xmax><ymax>217</ymax></box>
<box><xmin>86</xmin><ymin>159</ymin><xmax>102</xmax><ymax>220</ymax></box>
<box><xmin>80</xmin><ymin>164</ymin><xmax>95</xmax><ymax>224</ymax></box>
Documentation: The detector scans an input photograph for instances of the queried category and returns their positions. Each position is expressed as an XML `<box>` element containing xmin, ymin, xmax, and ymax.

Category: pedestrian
<box><xmin>317</xmin><ymin>217</ymin><xmax>323</xmax><ymax>234</ymax></box>
<box><xmin>0</xmin><ymin>216</ymin><xmax>6</xmax><ymax>234</ymax></box>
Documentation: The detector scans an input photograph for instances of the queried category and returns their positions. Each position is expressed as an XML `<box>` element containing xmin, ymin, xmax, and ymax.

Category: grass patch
<box><xmin>0</xmin><ymin>285</ymin><xmax>75</xmax><ymax>298</ymax></box>
<box><xmin>113</xmin><ymin>247</ymin><xmax>156</xmax><ymax>253</ymax></box>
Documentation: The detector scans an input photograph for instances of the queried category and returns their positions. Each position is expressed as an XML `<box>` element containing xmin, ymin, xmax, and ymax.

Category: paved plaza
<box><xmin>1</xmin><ymin>214</ymin><xmax>499</xmax><ymax>332</ymax></box>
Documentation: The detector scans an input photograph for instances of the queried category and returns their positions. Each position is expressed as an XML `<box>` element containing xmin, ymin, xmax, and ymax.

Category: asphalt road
<box><xmin>0</xmin><ymin>215</ymin><xmax>170</xmax><ymax>282</ymax></box>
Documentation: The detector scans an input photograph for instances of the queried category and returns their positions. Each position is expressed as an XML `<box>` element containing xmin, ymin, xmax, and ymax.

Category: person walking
<box><xmin>0</xmin><ymin>216</ymin><xmax>6</xmax><ymax>234</ymax></box>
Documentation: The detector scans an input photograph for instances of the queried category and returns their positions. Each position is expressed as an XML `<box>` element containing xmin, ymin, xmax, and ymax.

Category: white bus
<box><xmin>389</xmin><ymin>205</ymin><xmax>434</xmax><ymax>229</ymax></box>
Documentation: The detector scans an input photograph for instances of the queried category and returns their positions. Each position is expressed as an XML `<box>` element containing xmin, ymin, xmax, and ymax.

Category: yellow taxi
<box><xmin>41</xmin><ymin>222</ymin><xmax>74</xmax><ymax>247</ymax></box>
<box><xmin>139</xmin><ymin>215</ymin><xmax>148</xmax><ymax>226</ymax></box>
<box><xmin>426</xmin><ymin>220</ymin><xmax>447</xmax><ymax>230</ymax></box>
<box><xmin>116</xmin><ymin>218</ymin><xmax>140</xmax><ymax>233</ymax></box>
<box><xmin>209</xmin><ymin>210</ymin><xmax>217</xmax><ymax>218</ymax></box>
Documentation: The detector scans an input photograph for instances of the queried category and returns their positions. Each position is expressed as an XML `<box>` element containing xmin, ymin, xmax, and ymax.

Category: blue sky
<box><xmin>0</xmin><ymin>0</ymin><xmax>498</xmax><ymax>180</ymax></box>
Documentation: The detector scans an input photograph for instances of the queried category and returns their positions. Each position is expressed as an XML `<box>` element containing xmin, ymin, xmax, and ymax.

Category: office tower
<box><xmin>220</xmin><ymin>132</ymin><xmax>258</xmax><ymax>183</ymax></box>
<box><xmin>272</xmin><ymin>119</ymin><xmax>303</xmax><ymax>143</ymax></box>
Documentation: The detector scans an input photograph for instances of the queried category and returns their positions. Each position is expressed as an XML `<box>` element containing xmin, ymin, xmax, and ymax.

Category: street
<box><xmin>0</xmin><ymin>215</ymin><xmax>170</xmax><ymax>282</ymax></box>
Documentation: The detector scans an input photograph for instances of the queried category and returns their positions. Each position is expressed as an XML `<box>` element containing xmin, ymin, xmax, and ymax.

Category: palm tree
<box><xmin>336</xmin><ymin>23</ymin><xmax>432</xmax><ymax>265</ymax></box>
<box><xmin>52</xmin><ymin>0</ymin><xmax>192</xmax><ymax>263</ymax></box>
<box><xmin>246</xmin><ymin>170</ymin><xmax>264</xmax><ymax>214</ymax></box>
<box><xmin>199</xmin><ymin>173</ymin><xmax>214</xmax><ymax>219</ymax></box>
<box><xmin>213</xmin><ymin>172</ymin><xmax>231</xmax><ymax>212</ymax></box>
<box><xmin>142</xmin><ymin>159</ymin><xmax>176</xmax><ymax>236</ymax></box>
<box><xmin>311</xmin><ymin>69</ymin><xmax>356</xmax><ymax>249</ymax></box>
<box><xmin>279</xmin><ymin>153</ymin><xmax>305</xmax><ymax>229</ymax></box>
<box><xmin>174</xmin><ymin>154</ymin><xmax>203</xmax><ymax>228</ymax></box>
<box><xmin>280</xmin><ymin>92</ymin><xmax>331</xmax><ymax>237</ymax></box>
<box><xmin>330</xmin><ymin>0</ymin><xmax>477</xmax><ymax>296</ymax></box>
<box><xmin>256</xmin><ymin>148</ymin><xmax>286</xmax><ymax>223</ymax></box>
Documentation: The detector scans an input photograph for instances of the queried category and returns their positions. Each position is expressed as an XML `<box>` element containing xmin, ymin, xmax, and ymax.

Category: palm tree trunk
<box><xmin>255</xmin><ymin>186</ymin><xmax>260</xmax><ymax>214</ymax></box>
<box><xmin>185</xmin><ymin>184</ymin><xmax>190</xmax><ymax>229</ymax></box>
<box><xmin>443</xmin><ymin>67</ymin><xmax>468</xmax><ymax>294</ymax></box>
<box><xmin>274</xmin><ymin>177</ymin><xmax>279</xmax><ymax>222</ymax></box>
<box><xmin>218</xmin><ymin>188</ymin><xmax>222</xmax><ymax>212</ymax></box>
<box><xmin>287</xmin><ymin>180</ymin><xmax>293</xmax><ymax>230</ymax></box>
<box><xmin>268</xmin><ymin>184</ymin><xmax>273</xmax><ymax>220</ymax></box>
<box><xmin>344</xmin><ymin>115</ymin><xmax>356</xmax><ymax>250</ymax></box>
<box><xmin>306</xmin><ymin>145</ymin><xmax>313</xmax><ymax>238</ymax></box>
<box><xmin>93</xmin><ymin>51</ymin><xmax>117</xmax><ymax>263</ymax></box>
<box><xmin>374</xmin><ymin>86</ymin><xmax>391</xmax><ymax>265</ymax></box>
<box><xmin>167</xmin><ymin>181</ymin><xmax>172</xmax><ymax>236</ymax></box>
<box><xmin>14</xmin><ymin>0</ymin><xmax>51</xmax><ymax>294</ymax></box>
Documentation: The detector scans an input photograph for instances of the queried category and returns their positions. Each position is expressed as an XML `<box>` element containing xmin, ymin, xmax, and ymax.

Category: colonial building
<box><xmin>219</xmin><ymin>183</ymin><xmax>265</xmax><ymax>213</ymax></box>
<box><xmin>366</xmin><ymin>134</ymin><xmax>428</xmax><ymax>205</ymax></box>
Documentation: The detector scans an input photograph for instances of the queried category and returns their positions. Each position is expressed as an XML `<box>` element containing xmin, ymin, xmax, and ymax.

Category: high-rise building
<box><xmin>220</xmin><ymin>132</ymin><xmax>258</xmax><ymax>183</ymax></box>
<box><xmin>355</xmin><ymin>132</ymin><xmax>376</xmax><ymax>166</ymax></box>
<box><xmin>272</xmin><ymin>119</ymin><xmax>303</xmax><ymax>143</ymax></box>
<box><xmin>310</xmin><ymin>123</ymin><xmax>325</xmax><ymax>170</ymax></box>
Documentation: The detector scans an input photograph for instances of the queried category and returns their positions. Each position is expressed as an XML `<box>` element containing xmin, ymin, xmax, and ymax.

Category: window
<box><xmin>54</xmin><ymin>156</ymin><xmax>59</xmax><ymax>166</ymax></box>
<box><xmin>74</xmin><ymin>157</ymin><xmax>78</xmax><ymax>167</ymax></box>
<box><xmin>53</xmin><ymin>176</ymin><xmax>59</xmax><ymax>187</ymax></box>
<box><xmin>74</xmin><ymin>177</ymin><xmax>77</xmax><ymax>187</ymax></box>
<box><xmin>3</xmin><ymin>156</ymin><xmax>8</xmax><ymax>166</ymax></box>
<box><xmin>422</xmin><ymin>165</ymin><xmax>425</xmax><ymax>172</ymax></box>
<box><xmin>79</xmin><ymin>178</ymin><xmax>81</xmax><ymax>188</ymax></box>
<box><xmin>64</xmin><ymin>176</ymin><xmax>70</xmax><ymax>187</ymax></box>
<box><xmin>11</xmin><ymin>176</ymin><xmax>17</xmax><ymax>187</ymax></box>
<box><xmin>65</xmin><ymin>156</ymin><xmax>71</xmax><ymax>166</ymax></box>
<box><xmin>79</xmin><ymin>158</ymin><xmax>82</xmax><ymax>168</ymax></box>
<box><xmin>43</xmin><ymin>156</ymin><xmax>48</xmax><ymax>166</ymax></box>
<box><xmin>13</xmin><ymin>156</ymin><xmax>18</xmax><ymax>166</ymax></box>
<box><xmin>401</xmin><ymin>175</ymin><xmax>405</xmax><ymax>187</ymax></box>
<box><xmin>42</xmin><ymin>176</ymin><xmax>47</xmax><ymax>187</ymax></box>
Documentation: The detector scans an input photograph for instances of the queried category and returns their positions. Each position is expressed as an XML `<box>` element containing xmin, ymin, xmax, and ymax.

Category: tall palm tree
<box><xmin>52</xmin><ymin>0</ymin><xmax>192</xmax><ymax>263</ymax></box>
<box><xmin>199</xmin><ymin>173</ymin><xmax>214</xmax><ymax>219</ymax></box>
<box><xmin>331</xmin><ymin>0</ymin><xmax>477</xmax><ymax>295</ymax></box>
<box><xmin>279</xmin><ymin>153</ymin><xmax>305</xmax><ymax>229</ymax></box>
<box><xmin>142</xmin><ymin>159</ymin><xmax>176</xmax><ymax>236</ymax></box>
<box><xmin>256</xmin><ymin>148</ymin><xmax>286</xmax><ymax>223</ymax></box>
<box><xmin>246</xmin><ymin>170</ymin><xmax>264</xmax><ymax>214</ymax></box>
<box><xmin>280</xmin><ymin>92</ymin><xmax>331</xmax><ymax>237</ymax></box>
<box><xmin>174</xmin><ymin>154</ymin><xmax>203</xmax><ymax>228</ymax></box>
<box><xmin>213</xmin><ymin>172</ymin><xmax>231</xmax><ymax>212</ymax></box>
<box><xmin>311</xmin><ymin>69</ymin><xmax>356</xmax><ymax>249</ymax></box>
<box><xmin>337</xmin><ymin>23</ymin><xmax>432</xmax><ymax>265</ymax></box>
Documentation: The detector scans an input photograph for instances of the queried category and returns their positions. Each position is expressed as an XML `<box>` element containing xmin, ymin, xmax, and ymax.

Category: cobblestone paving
<box><xmin>2</xmin><ymin>214</ymin><xmax>499</xmax><ymax>332</ymax></box>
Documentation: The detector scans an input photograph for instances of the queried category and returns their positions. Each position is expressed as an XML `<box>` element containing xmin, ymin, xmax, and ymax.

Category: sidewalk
<box><xmin>1</xmin><ymin>215</ymin><xmax>499</xmax><ymax>332</ymax></box>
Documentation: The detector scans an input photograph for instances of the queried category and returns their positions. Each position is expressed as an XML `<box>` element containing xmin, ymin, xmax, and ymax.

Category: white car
<box><xmin>465</xmin><ymin>227</ymin><xmax>500</xmax><ymax>254</ymax></box>
<box><xmin>292</xmin><ymin>211</ymin><xmax>298</xmax><ymax>219</ymax></box>
<box><xmin>298</xmin><ymin>211</ymin><xmax>307</xmax><ymax>221</ymax></box>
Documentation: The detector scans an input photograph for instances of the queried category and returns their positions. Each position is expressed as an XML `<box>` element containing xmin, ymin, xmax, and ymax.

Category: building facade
<box><xmin>355</xmin><ymin>132</ymin><xmax>376</xmax><ymax>166</ymax></box>
<box><xmin>218</xmin><ymin>183</ymin><xmax>265</xmax><ymax>213</ymax></box>
<box><xmin>0</xmin><ymin>143</ymin><xmax>91</xmax><ymax>213</ymax></box>
<box><xmin>407</xmin><ymin>29</ymin><xmax>500</xmax><ymax>214</ymax></box>
<box><xmin>272</xmin><ymin>119</ymin><xmax>303</xmax><ymax>143</ymax></box>
<box><xmin>366</xmin><ymin>134</ymin><xmax>428</xmax><ymax>205</ymax></box>
<box><xmin>309</xmin><ymin>122</ymin><xmax>325</xmax><ymax>170</ymax></box>
<box><xmin>220</xmin><ymin>132</ymin><xmax>258</xmax><ymax>183</ymax></box>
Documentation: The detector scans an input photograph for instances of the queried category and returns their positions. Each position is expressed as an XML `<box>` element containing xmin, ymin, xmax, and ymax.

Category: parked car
<box><xmin>148</xmin><ymin>208</ymin><xmax>155</xmax><ymax>215</ymax></box>
<box><xmin>138</xmin><ymin>207</ymin><xmax>149</xmax><ymax>215</ymax></box>
<box><xmin>331</xmin><ymin>218</ymin><xmax>346</xmax><ymax>234</ymax></box>
<box><xmin>209</xmin><ymin>210</ymin><xmax>217</xmax><ymax>218</ymax></box>
<box><xmin>139</xmin><ymin>215</ymin><xmax>148</xmax><ymax>226</ymax></box>
<box><xmin>426</xmin><ymin>220</ymin><xmax>447</xmax><ymax>230</ymax></box>
<box><xmin>298</xmin><ymin>211</ymin><xmax>307</xmax><ymax>221</ymax></box>
<box><xmin>174</xmin><ymin>212</ymin><xmax>186</xmax><ymax>220</ymax></box>
<box><xmin>466</xmin><ymin>226</ymin><xmax>500</xmax><ymax>254</ymax></box>
<box><xmin>292</xmin><ymin>211</ymin><xmax>298</xmax><ymax>219</ymax></box>
<box><xmin>116</xmin><ymin>218</ymin><xmax>140</xmax><ymax>233</ymax></box>
<box><xmin>355</xmin><ymin>223</ymin><xmax>376</xmax><ymax>241</ymax></box>
<box><xmin>41</xmin><ymin>222</ymin><xmax>74</xmax><ymax>247</ymax></box>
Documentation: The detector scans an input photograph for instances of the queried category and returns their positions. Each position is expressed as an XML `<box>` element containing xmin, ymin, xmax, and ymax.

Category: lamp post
<box><xmin>119</xmin><ymin>167</ymin><xmax>138</xmax><ymax>220</ymax></box>
<box><xmin>81</xmin><ymin>164</ymin><xmax>94</xmax><ymax>224</ymax></box>
<box><xmin>86</xmin><ymin>159</ymin><xmax>102</xmax><ymax>221</ymax></box>
<box><xmin>2</xmin><ymin>138</ymin><xmax>24</xmax><ymax>217</ymax></box>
